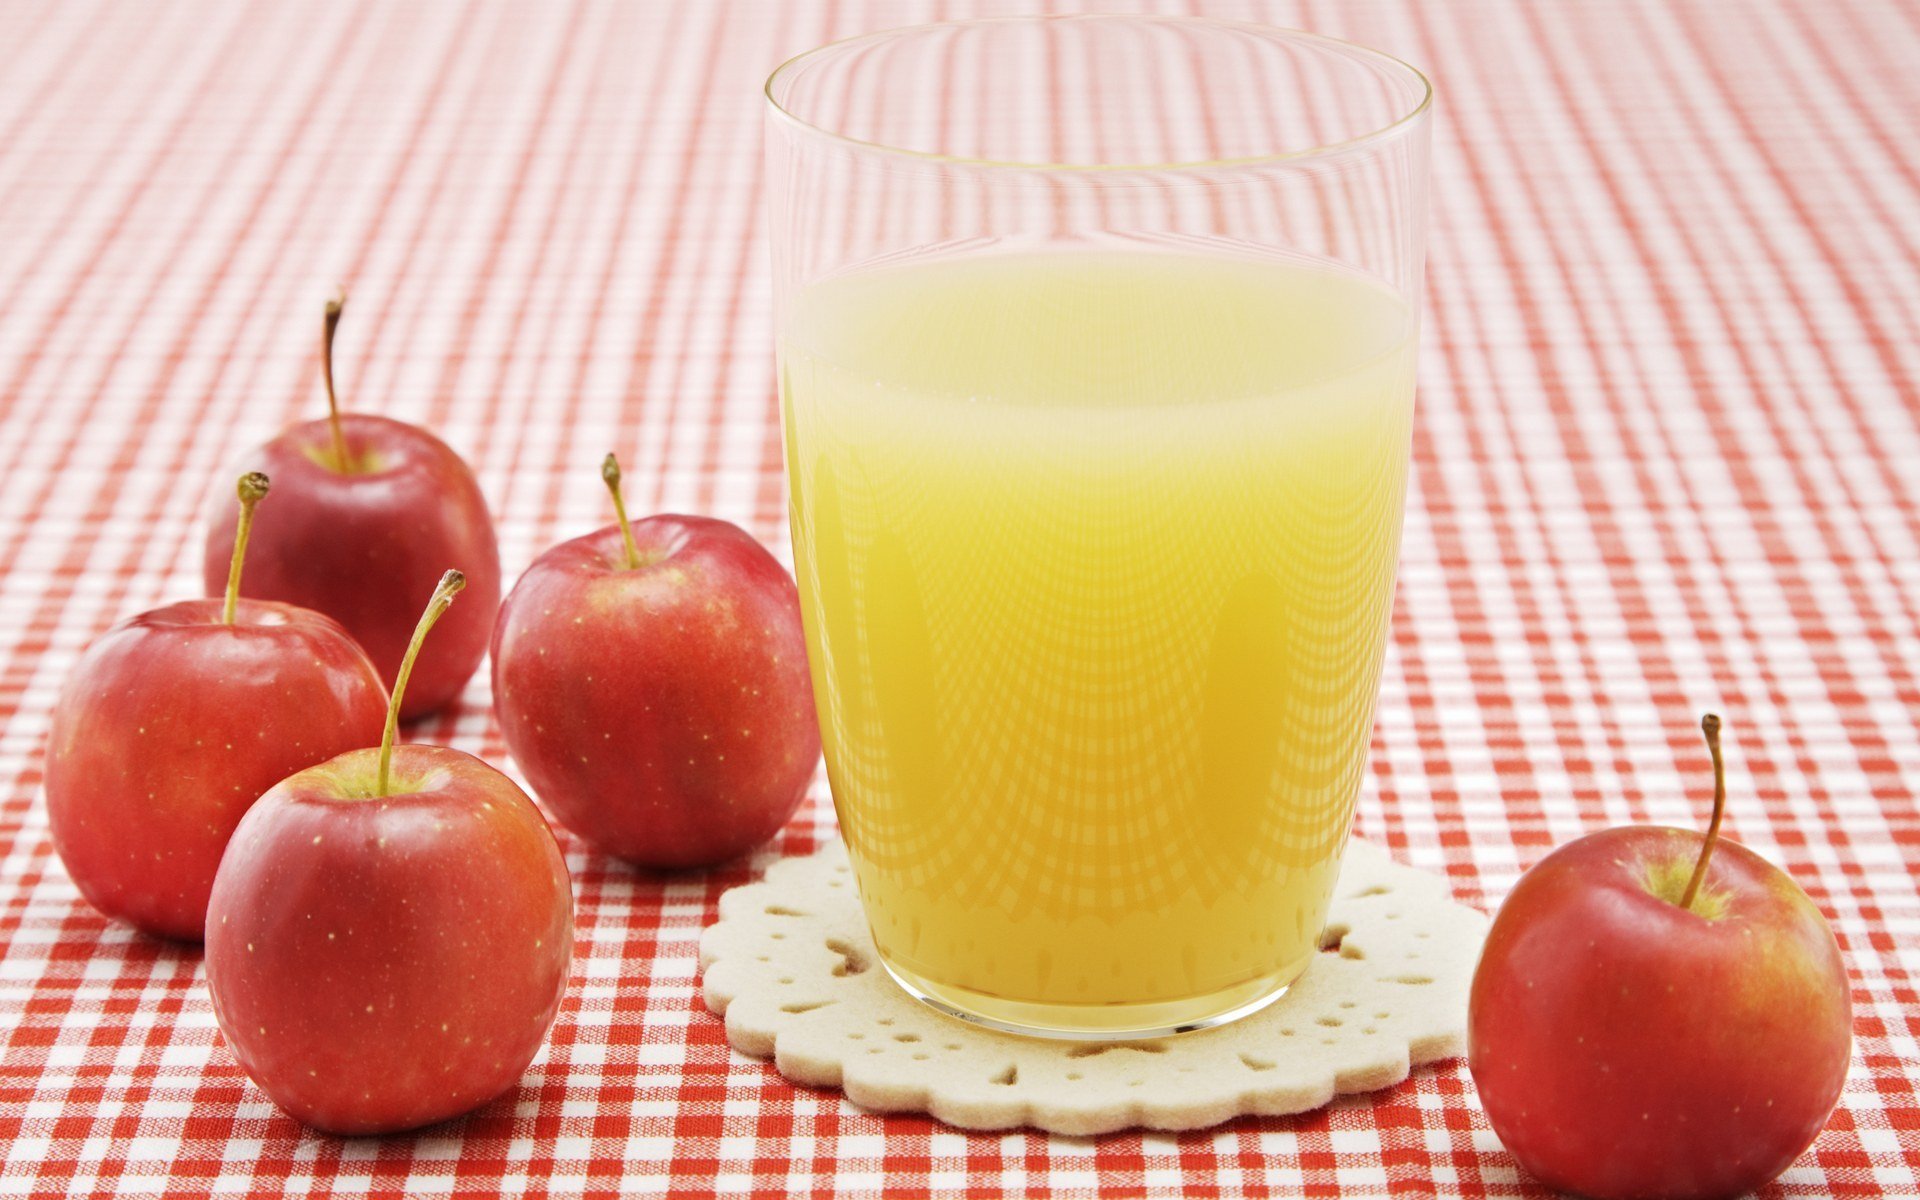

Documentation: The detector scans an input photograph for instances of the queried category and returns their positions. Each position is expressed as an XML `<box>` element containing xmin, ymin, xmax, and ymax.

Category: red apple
<box><xmin>490</xmin><ymin>454</ymin><xmax>819</xmax><ymax>867</ymax></box>
<box><xmin>1469</xmin><ymin>715</ymin><xmax>1851</xmax><ymax>1200</ymax></box>
<box><xmin>202</xmin><ymin>295</ymin><xmax>499</xmax><ymax>720</ymax></box>
<box><xmin>206</xmin><ymin>571</ymin><xmax>572</xmax><ymax>1135</ymax></box>
<box><xmin>45</xmin><ymin>473</ymin><xmax>388</xmax><ymax>941</ymax></box>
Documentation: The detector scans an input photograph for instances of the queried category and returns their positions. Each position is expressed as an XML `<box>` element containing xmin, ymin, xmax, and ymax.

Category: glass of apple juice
<box><xmin>766</xmin><ymin>15</ymin><xmax>1432</xmax><ymax>1039</ymax></box>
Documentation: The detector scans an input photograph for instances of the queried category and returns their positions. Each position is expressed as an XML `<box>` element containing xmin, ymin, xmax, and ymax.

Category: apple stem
<box><xmin>321</xmin><ymin>291</ymin><xmax>350</xmax><ymax>471</ymax></box>
<box><xmin>602</xmin><ymin>453</ymin><xmax>642</xmax><ymax>570</ymax></box>
<box><xmin>221</xmin><ymin>472</ymin><xmax>271</xmax><ymax>626</ymax></box>
<box><xmin>1678</xmin><ymin>713</ymin><xmax>1727</xmax><ymax>913</ymax></box>
<box><xmin>375</xmin><ymin>569</ymin><xmax>466</xmax><ymax>798</ymax></box>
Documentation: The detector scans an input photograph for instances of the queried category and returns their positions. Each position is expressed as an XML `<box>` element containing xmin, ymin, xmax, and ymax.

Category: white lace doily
<box><xmin>700</xmin><ymin>839</ymin><xmax>1487</xmax><ymax>1135</ymax></box>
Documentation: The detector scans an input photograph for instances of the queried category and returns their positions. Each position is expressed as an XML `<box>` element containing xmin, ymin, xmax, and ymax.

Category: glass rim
<box><xmin>763</xmin><ymin>14</ymin><xmax>1434</xmax><ymax>174</ymax></box>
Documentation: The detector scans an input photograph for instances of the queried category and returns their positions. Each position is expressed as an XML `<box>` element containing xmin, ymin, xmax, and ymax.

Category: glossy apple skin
<box><xmin>202</xmin><ymin>414</ymin><xmax>501</xmax><ymax>721</ymax></box>
<box><xmin>491</xmin><ymin>515</ymin><xmax>819</xmax><ymax>868</ymax></box>
<box><xmin>205</xmin><ymin>744</ymin><xmax>572</xmax><ymax>1135</ymax></box>
<box><xmin>1469</xmin><ymin>826</ymin><xmax>1852</xmax><ymax>1200</ymax></box>
<box><xmin>44</xmin><ymin>599</ymin><xmax>387</xmax><ymax>941</ymax></box>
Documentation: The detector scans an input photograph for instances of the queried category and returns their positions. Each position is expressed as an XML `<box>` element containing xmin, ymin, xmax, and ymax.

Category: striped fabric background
<box><xmin>0</xmin><ymin>0</ymin><xmax>1914</xmax><ymax>1195</ymax></box>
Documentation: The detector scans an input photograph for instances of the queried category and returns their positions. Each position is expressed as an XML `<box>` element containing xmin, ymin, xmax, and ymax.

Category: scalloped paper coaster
<box><xmin>700</xmin><ymin>840</ymin><xmax>1487</xmax><ymax>1136</ymax></box>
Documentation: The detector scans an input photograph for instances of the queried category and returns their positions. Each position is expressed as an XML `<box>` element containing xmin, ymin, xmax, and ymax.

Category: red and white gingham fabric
<box><xmin>1</xmin><ymin>0</ymin><xmax>1914</xmax><ymax>1195</ymax></box>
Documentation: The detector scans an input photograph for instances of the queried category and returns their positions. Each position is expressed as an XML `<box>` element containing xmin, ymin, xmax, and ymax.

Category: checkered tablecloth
<box><xmin>1</xmin><ymin>0</ymin><xmax>1914</xmax><ymax>1195</ymax></box>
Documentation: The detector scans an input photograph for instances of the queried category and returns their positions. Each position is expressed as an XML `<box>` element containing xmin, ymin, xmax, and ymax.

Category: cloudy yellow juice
<box><xmin>780</xmin><ymin>249</ymin><xmax>1414</xmax><ymax>1034</ymax></box>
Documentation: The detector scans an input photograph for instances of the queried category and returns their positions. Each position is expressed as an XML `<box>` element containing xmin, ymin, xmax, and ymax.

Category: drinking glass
<box><xmin>766</xmin><ymin>15</ymin><xmax>1431</xmax><ymax>1039</ymax></box>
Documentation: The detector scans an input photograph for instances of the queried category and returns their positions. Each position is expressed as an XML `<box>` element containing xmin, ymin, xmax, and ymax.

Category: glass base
<box><xmin>878</xmin><ymin>955</ymin><xmax>1300</xmax><ymax>1041</ymax></box>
